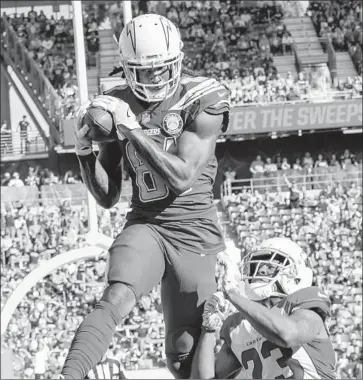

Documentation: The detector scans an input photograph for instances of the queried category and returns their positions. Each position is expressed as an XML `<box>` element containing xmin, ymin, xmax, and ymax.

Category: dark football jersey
<box><xmin>220</xmin><ymin>287</ymin><xmax>336</xmax><ymax>379</ymax></box>
<box><xmin>104</xmin><ymin>74</ymin><xmax>230</xmax><ymax>222</ymax></box>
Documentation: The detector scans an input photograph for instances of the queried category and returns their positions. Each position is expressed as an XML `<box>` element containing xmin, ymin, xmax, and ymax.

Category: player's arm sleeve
<box><xmin>287</xmin><ymin>287</ymin><xmax>331</xmax><ymax>321</ymax></box>
<box><xmin>215</xmin><ymin>341</ymin><xmax>241</xmax><ymax>379</ymax></box>
<box><xmin>78</xmin><ymin>142</ymin><xmax>122</xmax><ymax>209</ymax></box>
<box><xmin>217</xmin><ymin>314</ymin><xmax>242</xmax><ymax>379</ymax></box>
<box><xmin>183</xmin><ymin>78</ymin><xmax>231</xmax><ymax>133</ymax></box>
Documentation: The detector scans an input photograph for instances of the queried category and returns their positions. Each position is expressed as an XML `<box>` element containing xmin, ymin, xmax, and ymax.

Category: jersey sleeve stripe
<box><xmin>170</xmin><ymin>79</ymin><xmax>218</xmax><ymax>110</ymax></box>
<box><xmin>206</xmin><ymin>99</ymin><xmax>231</xmax><ymax>110</ymax></box>
<box><xmin>180</xmin><ymin>85</ymin><xmax>228</xmax><ymax>110</ymax></box>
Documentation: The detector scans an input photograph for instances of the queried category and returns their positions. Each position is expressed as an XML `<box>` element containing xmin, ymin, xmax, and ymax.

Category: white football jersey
<box><xmin>220</xmin><ymin>287</ymin><xmax>336</xmax><ymax>379</ymax></box>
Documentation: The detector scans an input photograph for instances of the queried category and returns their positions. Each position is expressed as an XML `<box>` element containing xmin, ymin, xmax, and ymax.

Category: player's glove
<box><xmin>218</xmin><ymin>254</ymin><xmax>243</xmax><ymax>296</ymax></box>
<box><xmin>74</xmin><ymin>100</ymin><xmax>93</xmax><ymax>156</ymax></box>
<box><xmin>202</xmin><ymin>291</ymin><xmax>230</xmax><ymax>332</ymax></box>
<box><xmin>91</xmin><ymin>95</ymin><xmax>141</xmax><ymax>140</ymax></box>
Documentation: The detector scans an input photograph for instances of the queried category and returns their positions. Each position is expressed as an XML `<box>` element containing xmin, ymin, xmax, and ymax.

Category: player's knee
<box><xmin>101</xmin><ymin>282</ymin><xmax>136</xmax><ymax>319</ymax></box>
<box><xmin>166</xmin><ymin>354</ymin><xmax>193</xmax><ymax>379</ymax></box>
<box><xmin>166</xmin><ymin>328</ymin><xmax>198</xmax><ymax>378</ymax></box>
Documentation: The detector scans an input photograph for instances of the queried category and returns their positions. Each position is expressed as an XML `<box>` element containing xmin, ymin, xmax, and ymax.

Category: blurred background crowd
<box><xmin>1</xmin><ymin>146</ymin><xmax>362</xmax><ymax>378</ymax></box>
<box><xmin>1</xmin><ymin>0</ymin><xmax>362</xmax><ymax>379</ymax></box>
<box><xmin>1</xmin><ymin>0</ymin><xmax>362</xmax><ymax>125</ymax></box>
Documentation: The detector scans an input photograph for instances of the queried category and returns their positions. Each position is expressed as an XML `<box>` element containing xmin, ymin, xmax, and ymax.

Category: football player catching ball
<box><xmin>61</xmin><ymin>14</ymin><xmax>230</xmax><ymax>379</ymax></box>
<box><xmin>192</xmin><ymin>237</ymin><xmax>336</xmax><ymax>379</ymax></box>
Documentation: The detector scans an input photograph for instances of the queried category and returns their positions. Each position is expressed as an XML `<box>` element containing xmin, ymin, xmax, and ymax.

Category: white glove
<box><xmin>202</xmin><ymin>291</ymin><xmax>230</xmax><ymax>332</ymax></box>
<box><xmin>74</xmin><ymin>100</ymin><xmax>93</xmax><ymax>156</ymax></box>
<box><xmin>91</xmin><ymin>95</ymin><xmax>141</xmax><ymax>140</ymax></box>
<box><xmin>219</xmin><ymin>254</ymin><xmax>242</xmax><ymax>296</ymax></box>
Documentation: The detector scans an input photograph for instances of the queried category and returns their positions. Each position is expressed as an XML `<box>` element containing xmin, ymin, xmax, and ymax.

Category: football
<box><xmin>82</xmin><ymin>106</ymin><xmax>118</xmax><ymax>142</ymax></box>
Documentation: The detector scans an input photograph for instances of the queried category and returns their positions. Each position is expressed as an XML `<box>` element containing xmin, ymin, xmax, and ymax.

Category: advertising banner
<box><xmin>226</xmin><ymin>99</ymin><xmax>362</xmax><ymax>135</ymax></box>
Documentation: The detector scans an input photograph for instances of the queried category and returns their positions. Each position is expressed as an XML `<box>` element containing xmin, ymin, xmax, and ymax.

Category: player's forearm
<box><xmin>227</xmin><ymin>290</ymin><xmax>296</xmax><ymax>348</ymax></box>
<box><xmin>124</xmin><ymin>129</ymin><xmax>192</xmax><ymax>194</ymax></box>
<box><xmin>191</xmin><ymin>330</ymin><xmax>216</xmax><ymax>379</ymax></box>
<box><xmin>78</xmin><ymin>153</ymin><xmax>121</xmax><ymax>209</ymax></box>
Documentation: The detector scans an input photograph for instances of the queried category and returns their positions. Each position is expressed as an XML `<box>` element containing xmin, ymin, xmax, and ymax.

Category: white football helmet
<box><xmin>118</xmin><ymin>14</ymin><xmax>184</xmax><ymax>102</ymax></box>
<box><xmin>241</xmin><ymin>237</ymin><xmax>313</xmax><ymax>301</ymax></box>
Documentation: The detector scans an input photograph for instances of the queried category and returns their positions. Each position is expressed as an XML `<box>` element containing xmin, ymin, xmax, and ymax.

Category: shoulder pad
<box><xmin>171</xmin><ymin>77</ymin><xmax>231</xmax><ymax>118</ymax></box>
<box><xmin>280</xmin><ymin>287</ymin><xmax>331</xmax><ymax>320</ymax></box>
<box><xmin>220</xmin><ymin>312</ymin><xmax>244</xmax><ymax>347</ymax></box>
<box><xmin>103</xmin><ymin>84</ymin><xmax>129</xmax><ymax>99</ymax></box>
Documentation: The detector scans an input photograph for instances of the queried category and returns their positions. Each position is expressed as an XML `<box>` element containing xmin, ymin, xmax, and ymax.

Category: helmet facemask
<box><xmin>242</xmin><ymin>249</ymin><xmax>298</xmax><ymax>301</ymax></box>
<box><xmin>120</xmin><ymin>52</ymin><xmax>184</xmax><ymax>103</ymax></box>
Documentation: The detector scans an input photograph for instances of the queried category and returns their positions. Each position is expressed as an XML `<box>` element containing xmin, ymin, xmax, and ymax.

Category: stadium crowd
<box><xmin>1</xmin><ymin>166</ymin><xmax>83</xmax><ymax>188</ymax></box>
<box><xmin>308</xmin><ymin>0</ymin><xmax>362</xmax><ymax>75</ymax></box>
<box><xmin>1</xmin><ymin>155</ymin><xmax>362</xmax><ymax>377</ymax></box>
<box><xmin>2</xmin><ymin>0</ymin><xmax>362</xmax><ymax>123</ymax></box>
<box><xmin>2</xmin><ymin>2</ymin><xmax>103</xmax><ymax>119</ymax></box>
<box><xmin>1</xmin><ymin>199</ymin><xmax>167</xmax><ymax>378</ymax></box>
<box><xmin>248</xmin><ymin>148</ymin><xmax>362</xmax><ymax>191</ymax></box>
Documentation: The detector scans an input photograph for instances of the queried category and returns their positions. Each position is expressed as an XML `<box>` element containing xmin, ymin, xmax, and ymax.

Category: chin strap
<box><xmin>245</xmin><ymin>280</ymin><xmax>285</xmax><ymax>301</ymax></box>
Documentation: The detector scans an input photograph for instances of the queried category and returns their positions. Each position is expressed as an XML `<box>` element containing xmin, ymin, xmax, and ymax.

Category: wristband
<box><xmin>201</xmin><ymin>325</ymin><xmax>217</xmax><ymax>333</ymax></box>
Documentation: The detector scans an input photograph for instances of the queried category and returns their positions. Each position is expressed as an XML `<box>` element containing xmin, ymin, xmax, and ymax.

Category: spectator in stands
<box><xmin>86</xmin><ymin>32</ymin><xmax>100</xmax><ymax>67</ymax></box>
<box><xmin>25</xmin><ymin>167</ymin><xmax>40</xmax><ymax>187</ymax></box>
<box><xmin>281</xmin><ymin>157</ymin><xmax>291</xmax><ymax>171</ymax></box>
<box><xmin>264</xmin><ymin>157</ymin><xmax>278</xmax><ymax>186</ymax></box>
<box><xmin>17</xmin><ymin>116</ymin><xmax>30</xmax><ymax>154</ymax></box>
<box><xmin>303</xmin><ymin>152</ymin><xmax>314</xmax><ymax>184</ymax></box>
<box><xmin>1</xmin><ymin>120</ymin><xmax>11</xmax><ymax>134</ymax></box>
<box><xmin>330</xmin><ymin>154</ymin><xmax>341</xmax><ymax>169</ymax></box>
<box><xmin>282</xmin><ymin>30</ymin><xmax>293</xmax><ymax>54</ymax></box>
<box><xmin>315</xmin><ymin>154</ymin><xmax>329</xmax><ymax>169</ymax></box>
<box><xmin>250</xmin><ymin>155</ymin><xmax>265</xmax><ymax>177</ymax></box>
<box><xmin>283</xmin><ymin>174</ymin><xmax>302</xmax><ymax>208</ymax></box>
<box><xmin>292</xmin><ymin>157</ymin><xmax>304</xmax><ymax>172</ymax></box>
<box><xmin>8</xmin><ymin>172</ymin><xmax>24</xmax><ymax>188</ymax></box>
<box><xmin>224</xmin><ymin>167</ymin><xmax>237</xmax><ymax>182</ymax></box>
<box><xmin>1</xmin><ymin>120</ymin><xmax>12</xmax><ymax>154</ymax></box>
<box><xmin>1</xmin><ymin>173</ymin><xmax>11</xmax><ymax>186</ymax></box>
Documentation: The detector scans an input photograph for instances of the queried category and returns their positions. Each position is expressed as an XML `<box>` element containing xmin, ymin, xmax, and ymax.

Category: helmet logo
<box><xmin>162</xmin><ymin>113</ymin><xmax>183</xmax><ymax>137</ymax></box>
<box><xmin>126</xmin><ymin>21</ymin><xmax>137</xmax><ymax>54</ymax></box>
<box><xmin>159</xmin><ymin>17</ymin><xmax>172</xmax><ymax>50</ymax></box>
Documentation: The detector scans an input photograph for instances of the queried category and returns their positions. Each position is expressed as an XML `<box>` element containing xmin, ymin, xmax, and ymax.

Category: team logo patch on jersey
<box><xmin>162</xmin><ymin>113</ymin><xmax>183</xmax><ymax>137</ymax></box>
<box><xmin>138</xmin><ymin>112</ymin><xmax>150</xmax><ymax>126</ymax></box>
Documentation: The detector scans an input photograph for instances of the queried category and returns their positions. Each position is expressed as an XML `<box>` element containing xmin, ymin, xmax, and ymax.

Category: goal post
<box><xmin>72</xmin><ymin>0</ymin><xmax>98</xmax><ymax>233</ymax></box>
<box><xmin>122</xmin><ymin>1</ymin><xmax>133</xmax><ymax>25</ymax></box>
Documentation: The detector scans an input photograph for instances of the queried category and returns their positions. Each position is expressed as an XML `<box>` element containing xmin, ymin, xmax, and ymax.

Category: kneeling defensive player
<box><xmin>61</xmin><ymin>14</ymin><xmax>230</xmax><ymax>379</ymax></box>
<box><xmin>192</xmin><ymin>237</ymin><xmax>336</xmax><ymax>379</ymax></box>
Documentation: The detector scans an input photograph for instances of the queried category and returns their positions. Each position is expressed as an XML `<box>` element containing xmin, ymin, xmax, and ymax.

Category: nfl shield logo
<box><xmin>138</xmin><ymin>113</ymin><xmax>150</xmax><ymax>126</ymax></box>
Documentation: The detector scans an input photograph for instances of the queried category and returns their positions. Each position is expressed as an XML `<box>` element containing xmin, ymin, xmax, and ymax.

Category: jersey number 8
<box><xmin>125</xmin><ymin>139</ymin><xmax>174</xmax><ymax>203</ymax></box>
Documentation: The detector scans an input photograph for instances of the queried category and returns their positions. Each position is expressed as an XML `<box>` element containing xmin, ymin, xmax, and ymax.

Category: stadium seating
<box><xmin>2</xmin><ymin>0</ymin><xmax>361</xmax><ymax>127</ymax></box>
<box><xmin>2</xmin><ymin>143</ymin><xmax>362</xmax><ymax>377</ymax></box>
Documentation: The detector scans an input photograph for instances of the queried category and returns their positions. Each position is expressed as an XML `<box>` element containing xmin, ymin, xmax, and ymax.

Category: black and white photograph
<box><xmin>0</xmin><ymin>0</ymin><xmax>362</xmax><ymax>379</ymax></box>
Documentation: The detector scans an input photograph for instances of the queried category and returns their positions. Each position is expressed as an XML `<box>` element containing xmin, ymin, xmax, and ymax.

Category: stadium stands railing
<box><xmin>1</xmin><ymin>131</ymin><xmax>48</xmax><ymax>157</ymax></box>
<box><xmin>1</xmin><ymin>16</ymin><xmax>63</xmax><ymax>144</ymax></box>
<box><xmin>220</xmin><ymin>165</ymin><xmax>362</xmax><ymax>200</ymax></box>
